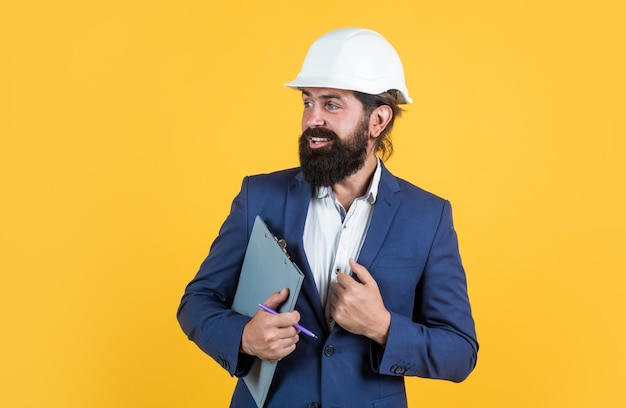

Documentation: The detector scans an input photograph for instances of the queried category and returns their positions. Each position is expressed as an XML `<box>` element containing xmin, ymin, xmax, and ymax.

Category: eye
<box><xmin>303</xmin><ymin>101</ymin><xmax>314</xmax><ymax>109</ymax></box>
<box><xmin>326</xmin><ymin>102</ymin><xmax>339</xmax><ymax>111</ymax></box>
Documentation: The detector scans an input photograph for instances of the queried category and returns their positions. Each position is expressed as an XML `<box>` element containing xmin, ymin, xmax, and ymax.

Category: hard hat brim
<box><xmin>285</xmin><ymin>77</ymin><xmax>412</xmax><ymax>104</ymax></box>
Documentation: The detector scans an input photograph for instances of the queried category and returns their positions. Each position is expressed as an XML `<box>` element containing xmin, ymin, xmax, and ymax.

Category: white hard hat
<box><xmin>285</xmin><ymin>28</ymin><xmax>412</xmax><ymax>104</ymax></box>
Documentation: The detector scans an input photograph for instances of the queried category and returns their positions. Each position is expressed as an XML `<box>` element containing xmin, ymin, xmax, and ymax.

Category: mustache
<box><xmin>300</xmin><ymin>127</ymin><xmax>339</xmax><ymax>142</ymax></box>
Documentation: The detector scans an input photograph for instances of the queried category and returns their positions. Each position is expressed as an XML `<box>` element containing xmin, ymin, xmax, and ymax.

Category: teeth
<box><xmin>311</xmin><ymin>137</ymin><xmax>330</xmax><ymax>143</ymax></box>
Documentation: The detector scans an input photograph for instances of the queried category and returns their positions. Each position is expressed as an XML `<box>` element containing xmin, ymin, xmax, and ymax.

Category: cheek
<box><xmin>301</xmin><ymin>112</ymin><xmax>309</xmax><ymax>131</ymax></box>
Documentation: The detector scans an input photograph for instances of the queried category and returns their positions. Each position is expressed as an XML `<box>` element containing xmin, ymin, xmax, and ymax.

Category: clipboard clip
<box><xmin>264</xmin><ymin>231</ymin><xmax>290</xmax><ymax>259</ymax></box>
<box><xmin>277</xmin><ymin>238</ymin><xmax>287</xmax><ymax>251</ymax></box>
<box><xmin>276</xmin><ymin>238</ymin><xmax>289</xmax><ymax>259</ymax></box>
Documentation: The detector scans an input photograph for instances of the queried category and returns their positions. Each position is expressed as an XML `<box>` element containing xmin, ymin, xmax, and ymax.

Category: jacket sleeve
<box><xmin>373</xmin><ymin>200</ymin><xmax>478</xmax><ymax>382</ymax></box>
<box><xmin>176</xmin><ymin>177</ymin><xmax>256</xmax><ymax>377</ymax></box>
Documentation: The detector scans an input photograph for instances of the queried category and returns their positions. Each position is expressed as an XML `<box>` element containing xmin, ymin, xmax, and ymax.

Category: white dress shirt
<box><xmin>303</xmin><ymin>160</ymin><xmax>382</xmax><ymax>327</ymax></box>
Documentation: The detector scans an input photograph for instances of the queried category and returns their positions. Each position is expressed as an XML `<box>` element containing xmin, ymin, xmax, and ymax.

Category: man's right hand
<box><xmin>240</xmin><ymin>288</ymin><xmax>300</xmax><ymax>361</ymax></box>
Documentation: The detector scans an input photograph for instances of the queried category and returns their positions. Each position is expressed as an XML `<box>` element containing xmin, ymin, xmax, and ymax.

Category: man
<box><xmin>178</xmin><ymin>28</ymin><xmax>478</xmax><ymax>408</ymax></box>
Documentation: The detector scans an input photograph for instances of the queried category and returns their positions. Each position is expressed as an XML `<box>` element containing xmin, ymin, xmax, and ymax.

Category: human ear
<box><xmin>369</xmin><ymin>105</ymin><xmax>393</xmax><ymax>138</ymax></box>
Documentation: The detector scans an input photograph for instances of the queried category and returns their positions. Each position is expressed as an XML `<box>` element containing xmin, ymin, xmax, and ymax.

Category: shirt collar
<box><xmin>314</xmin><ymin>158</ymin><xmax>382</xmax><ymax>205</ymax></box>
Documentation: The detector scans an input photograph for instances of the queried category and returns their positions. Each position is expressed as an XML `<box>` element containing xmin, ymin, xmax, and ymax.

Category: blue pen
<box><xmin>258</xmin><ymin>303</ymin><xmax>318</xmax><ymax>339</ymax></box>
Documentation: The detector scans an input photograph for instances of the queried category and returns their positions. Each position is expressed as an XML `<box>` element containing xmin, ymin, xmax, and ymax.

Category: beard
<box><xmin>298</xmin><ymin>116</ymin><xmax>370</xmax><ymax>187</ymax></box>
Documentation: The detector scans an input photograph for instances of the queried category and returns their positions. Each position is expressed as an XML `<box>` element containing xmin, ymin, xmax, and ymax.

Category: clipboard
<box><xmin>232</xmin><ymin>216</ymin><xmax>305</xmax><ymax>408</ymax></box>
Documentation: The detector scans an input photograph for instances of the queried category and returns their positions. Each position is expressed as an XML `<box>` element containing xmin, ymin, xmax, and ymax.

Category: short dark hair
<box><xmin>353</xmin><ymin>90</ymin><xmax>404</xmax><ymax>161</ymax></box>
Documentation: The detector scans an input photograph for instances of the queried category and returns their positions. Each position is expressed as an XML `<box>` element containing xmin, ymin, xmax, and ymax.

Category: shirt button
<box><xmin>308</xmin><ymin>402</ymin><xmax>320</xmax><ymax>408</ymax></box>
<box><xmin>324</xmin><ymin>345</ymin><xmax>335</xmax><ymax>357</ymax></box>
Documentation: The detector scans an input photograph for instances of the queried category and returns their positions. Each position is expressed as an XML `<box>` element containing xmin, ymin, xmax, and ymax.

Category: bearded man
<box><xmin>178</xmin><ymin>28</ymin><xmax>478</xmax><ymax>408</ymax></box>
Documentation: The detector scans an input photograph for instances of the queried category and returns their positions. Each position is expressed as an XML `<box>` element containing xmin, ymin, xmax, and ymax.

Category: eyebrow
<box><xmin>301</xmin><ymin>89</ymin><xmax>344</xmax><ymax>101</ymax></box>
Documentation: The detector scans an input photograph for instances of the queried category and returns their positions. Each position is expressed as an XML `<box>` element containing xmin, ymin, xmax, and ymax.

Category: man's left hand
<box><xmin>328</xmin><ymin>258</ymin><xmax>391</xmax><ymax>346</ymax></box>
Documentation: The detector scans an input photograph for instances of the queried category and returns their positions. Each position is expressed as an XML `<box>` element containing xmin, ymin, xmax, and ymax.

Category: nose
<box><xmin>303</xmin><ymin>106</ymin><xmax>325</xmax><ymax>129</ymax></box>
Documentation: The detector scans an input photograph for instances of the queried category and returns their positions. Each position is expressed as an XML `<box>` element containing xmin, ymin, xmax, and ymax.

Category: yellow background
<box><xmin>2</xmin><ymin>1</ymin><xmax>625</xmax><ymax>407</ymax></box>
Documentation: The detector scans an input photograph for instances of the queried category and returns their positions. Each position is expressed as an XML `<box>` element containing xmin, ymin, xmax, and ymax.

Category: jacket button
<box><xmin>307</xmin><ymin>403</ymin><xmax>320</xmax><ymax>408</ymax></box>
<box><xmin>216</xmin><ymin>357</ymin><xmax>230</xmax><ymax>370</ymax></box>
<box><xmin>323</xmin><ymin>345</ymin><xmax>335</xmax><ymax>357</ymax></box>
<box><xmin>390</xmin><ymin>365</ymin><xmax>408</xmax><ymax>375</ymax></box>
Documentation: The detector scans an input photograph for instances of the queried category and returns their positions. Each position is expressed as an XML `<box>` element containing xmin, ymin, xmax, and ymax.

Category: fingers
<box><xmin>241</xmin><ymin>310</ymin><xmax>300</xmax><ymax>361</ymax></box>
<box><xmin>260</xmin><ymin>288</ymin><xmax>300</xmax><ymax>327</ymax></box>
<box><xmin>334</xmin><ymin>259</ymin><xmax>373</xmax><ymax>290</ymax></box>
<box><xmin>255</xmin><ymin>288</ymin><xmax>300</xmax><ymax>328</ymax></box>
<box><xmin>266</xmin><ymin>334</ymin><xmax>299</xmax><ymax>361</ymax></box>
<box><xmin>246</xmin><ymin>326</ymin><xmax>299</xmax><ymax>361</ymax></box>
<box><xmin>241</xmin><ymin>288</ymin><xmax>301</xmax><ymax>361</ymax></box>
<box><xmin>348</xmin><ymin>258</ymin><xmax>373</xmax><ymax>284</ymax></box>
<box><xmin>263</xmin><ymin>288</ymin><xmax>290</xmax><ymax>310</ymax></box>
<box><xmin>328</xmin><ymin>260</ymin><xmax>390</xmax><ymax>342</ymax></box>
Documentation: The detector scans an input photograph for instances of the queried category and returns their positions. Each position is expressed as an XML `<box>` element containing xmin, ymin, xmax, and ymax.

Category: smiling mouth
<box><xmin>311</xmin><ymin>137</ymin><xmax>332</xmax><ymax>144</ymax></box>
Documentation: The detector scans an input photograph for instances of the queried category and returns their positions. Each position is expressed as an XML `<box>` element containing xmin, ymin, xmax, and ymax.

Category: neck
<box><xmin>332</xmin><ymin>154</ymin><xmax>378</xmax><ymax>211</ymax></box>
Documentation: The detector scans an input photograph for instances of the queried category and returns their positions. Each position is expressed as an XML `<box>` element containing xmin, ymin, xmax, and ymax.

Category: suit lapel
<box><xmin>357</xmin><ymin>165</ymin><xmax>401</xmax><ymax>270</ymax></box>
<box><xmin>283</xmin><ymin>172</ymin><xmax>327</xmax><ymax>329</ymax></box>
<box><xmin>283</xmin><ymin>172</ymin><xmax>311</xmax><ymax>270</ymax></box>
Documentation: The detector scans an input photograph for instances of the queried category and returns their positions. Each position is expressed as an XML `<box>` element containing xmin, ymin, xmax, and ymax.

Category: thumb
<box><xmin>263</xmin><ymin>288</ymin><xmax>290</xmax><ymax>310</ymax></box>
<box><xmin>349</xmin><ymin>258</ymin><xmax>374</xmax><ymax>285</ymax></box>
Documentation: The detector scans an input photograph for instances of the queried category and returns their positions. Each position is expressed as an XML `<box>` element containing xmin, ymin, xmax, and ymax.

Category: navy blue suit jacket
<box><xmin>178</xmin><ymin>164</ymin><xmax>478</xmax><ymax>408</ymax></box>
